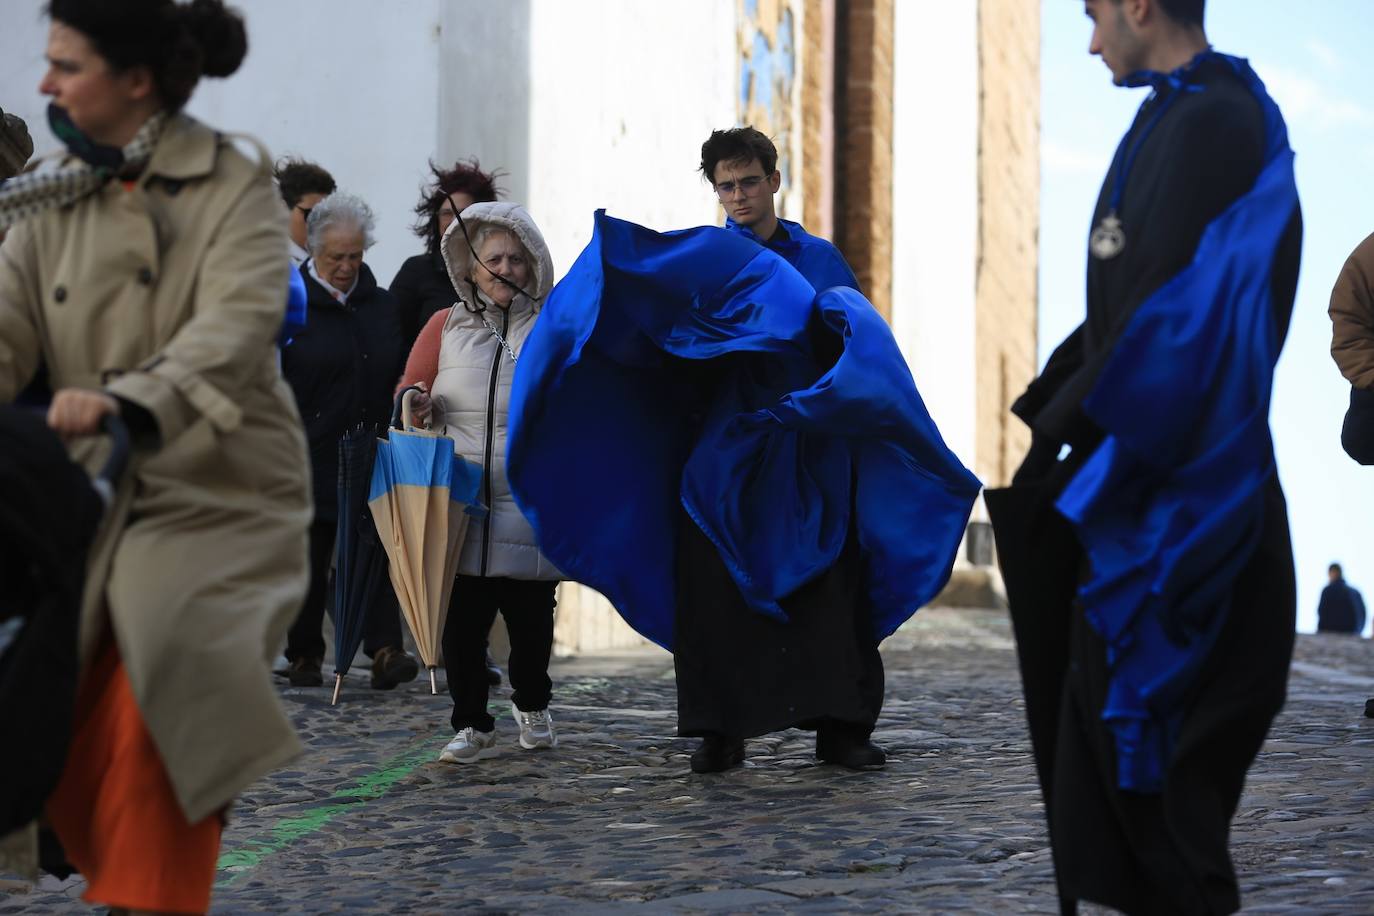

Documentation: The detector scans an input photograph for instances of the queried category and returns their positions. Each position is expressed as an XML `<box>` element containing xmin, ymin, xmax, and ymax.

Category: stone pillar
<box><xmin>974</xmin><ymin>0</ymin><xmax>1040</xmax><ymax>489</ymax></box>
<box><xmin>836</xmin><ymin>0</ymin><xmax>894</xmax><ymax>319</ymax></box>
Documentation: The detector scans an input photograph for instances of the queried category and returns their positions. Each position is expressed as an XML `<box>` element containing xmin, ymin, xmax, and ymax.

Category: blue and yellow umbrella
<box><xmin>368</xmin><ymin>389</ymin><xmax>485</xmax><ymax>694</ymax></box>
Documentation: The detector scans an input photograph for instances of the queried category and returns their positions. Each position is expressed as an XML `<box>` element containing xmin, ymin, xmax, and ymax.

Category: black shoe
<box><xmin>371</xmin><ymin>646</ymin><xmax>420</xmax><ymax>690</ymax></box>
<box><xmin>1365</xmin><ymin>698</ymin><xmax>1374</xmax><ymax>719</ymax></box>
<box><xmin>287</xmin><ymin>656</ymin><xmax>323</xmax><ymax>688</ymax></box>
<box><xmin>816</xmin><ymin>731</ymin><xmax>887</xmax><ymax>770</ymax></box>
<box><xmin>690</xmin><ymin>736</ymin><xmax>745</xmax><ymax>774</ymax></box>
<box><xmin>485</xmin><ymin>650</ymin><xmax>503</xmax><ymax>687</ymax></box>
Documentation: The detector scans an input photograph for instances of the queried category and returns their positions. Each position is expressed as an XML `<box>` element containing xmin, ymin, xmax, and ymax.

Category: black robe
<box><xmin>989</xmin><ymin>57</ymin><xmax>1303</xmax><ymax>916</ymax></box>
<box><xmin>672</xmin><ymin>329</ymin><xmax>884</xmax><ymax>742</ymax></box>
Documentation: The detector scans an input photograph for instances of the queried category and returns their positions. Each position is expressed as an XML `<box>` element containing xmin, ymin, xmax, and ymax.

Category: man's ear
<box><xmin>768</xmin><ymin>170</ymin><xmax>782</xmax><ymax>194</ymax></box>
<box><xmin>1123</xmin><ymin>0</ymin><xmax>1152</xmax><ymax>28</ymax></box>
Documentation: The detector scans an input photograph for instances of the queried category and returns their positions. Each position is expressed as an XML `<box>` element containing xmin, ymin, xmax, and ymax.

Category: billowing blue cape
<box><xmin>724</xmin><ymin>216</ymin><xmax>862</xmax><ymax>293</ymax></box>
<box><xmin>508</xmin><ymin>211</ymin><xmax>980</xmax><ymax>649</ymax></box>
<box><xmin>1055</xmin><ymin>55</ymin><xmax>1299</xmax><ymax>792</ymax></box>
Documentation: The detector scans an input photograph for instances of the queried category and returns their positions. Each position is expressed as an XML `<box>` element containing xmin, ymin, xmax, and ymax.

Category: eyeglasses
<box><xmin>714</xmin><ymin>175</ymin><xmax>769</xmax><ymax>199</ymax></box>
<box><xmin>296</xmin><ymin>205</ymin><xmax>313</xmax><ymax>220</ymax></box>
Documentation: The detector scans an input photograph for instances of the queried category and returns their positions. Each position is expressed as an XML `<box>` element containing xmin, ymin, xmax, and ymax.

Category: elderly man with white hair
<box><xmin>281</xmin><ymin>191</ymin><xmax>418</xmax><ymax>690</ymax></box>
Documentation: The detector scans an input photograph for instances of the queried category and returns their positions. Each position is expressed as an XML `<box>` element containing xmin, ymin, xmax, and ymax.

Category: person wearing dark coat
<box><xmin>1317</xmin><ymin>563</ymin><xmax>1366</xmax><ymax>635</ymax></box>
<box><xmin>390</xmin><ymin>159</ymin><xmax>502</xmax><ymax>347</ymax></box>
<box><xmin>986</xmin><ymin>2</ymin><xmax>1303</xmax><ymax>914</ymax></box>
<box><xmin>678</xmin><ymin>127</ymin><xmax>885</xmax><ymax>774</ymax></box>
<box><xmin>281</xmin><ymin>191</ymin><xmax>417</xmax><ymax>690</ymax></box>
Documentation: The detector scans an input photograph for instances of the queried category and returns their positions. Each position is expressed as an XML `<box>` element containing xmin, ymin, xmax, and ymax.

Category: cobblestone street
<box><xmin>11</xmin><ymin>608</ymin><xmax>1374</xmax><ymax>913</ymax></box>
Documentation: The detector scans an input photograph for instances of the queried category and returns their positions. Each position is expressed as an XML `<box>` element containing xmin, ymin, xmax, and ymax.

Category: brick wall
<box><xmin>837</xmin><ymin>0</ymin><xmax>894</xmax><ymax>319</ymax></box>
<box><xmin>974</xmin><ymin>0</ymin><xmax>1040</xmax><ymax>488</ymax></box>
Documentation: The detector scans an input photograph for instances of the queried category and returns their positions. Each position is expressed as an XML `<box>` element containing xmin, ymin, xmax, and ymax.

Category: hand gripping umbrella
<box><xmin>368</xmin><ymin>388</ymin><xmax>485</xmax><ymax>694</ymax></box>
<box><xmin>329</xmin><ymin>424</ymin><xmax>391</xmax><ymax>705</ymax></box>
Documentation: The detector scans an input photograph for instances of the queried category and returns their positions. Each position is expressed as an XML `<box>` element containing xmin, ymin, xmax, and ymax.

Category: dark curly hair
<box><xmin>47</xmin><ymin>0</ymin><xmax>248</xmax><ymax>112</ymax></box>
<box><xmin>699</xmin><ymin>127</ymin><xmax>778</xmax><ymax>185</ymax></box>
<box><xmin>412</xmin><ymin>158</ymin><xmax>503</xmax><ymax>255</ymax></box>
<box><xmin>274</xmin><ymin>157</ymin><xmax>336</xmax><ymax>209</ymax></box>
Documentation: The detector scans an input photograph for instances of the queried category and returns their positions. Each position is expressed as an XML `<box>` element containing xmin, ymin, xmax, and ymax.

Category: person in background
<box><xmin>281</xmin><ymin>191</ymin><xmax>418</xmax><ymax>690</ymax></box>
<box><xmin>704</xmin><ymin>126</ymin><xmax>858</xmax><ymax>293</ymax></box>
<box><xmin>399</xmin><ymin>202</ymin><xmax>563</xmax><ymax>763</ymax></box>
<box><xmin>391</xmin><ymin>158</ymin><xmax>506</xmax><ymax>687</ymax></box>
<box><xmin>0</xmin><ymin>1</ymin><xmax>310</xmax><ymax>911</ymax></box>
<box><xmin>1317</xmin><ymin>564</ymin><xmax>1366</xmax><ymax>635</ymax></box>
<box><xmin>391</xmin><ymin>158</ymin><xmax>502</xmax><ymax>346</ymax></box>
<box><xmin>274</xmin><ymin>156</ymin><xmax>335</xmax><ymax>267</ymax></box>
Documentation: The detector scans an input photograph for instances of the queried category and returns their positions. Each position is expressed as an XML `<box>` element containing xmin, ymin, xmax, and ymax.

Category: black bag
<box><xmin>0</xmin><ymin>407</ymin><xmax>124</xmax><ymax>837</ymax></box>
<box><xmin>1341</xmin><ymin>386</ymin><xmax>1374</xmax><ymax>465</ymax></box>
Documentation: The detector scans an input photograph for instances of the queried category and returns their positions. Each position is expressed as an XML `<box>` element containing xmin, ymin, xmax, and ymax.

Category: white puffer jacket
<box><xmin>432</xmin><ymin>202</ymin><xmax>562</xmax><ymax>580</ymax></box>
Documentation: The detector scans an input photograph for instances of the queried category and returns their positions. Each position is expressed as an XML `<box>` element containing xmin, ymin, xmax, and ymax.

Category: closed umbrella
<box><xmin>368</xmin><ymin>388</ymin><xmax>484</xmax><ymax>693</ymax></box>
<box><xmin>329</xmin><ymin>424</ymin><xmax>391</xmax><ymax>705</ymax></box>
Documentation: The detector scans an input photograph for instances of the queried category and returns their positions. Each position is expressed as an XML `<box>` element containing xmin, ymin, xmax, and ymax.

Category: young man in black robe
<box><xmin>988</xmin><ymin>1</ymin><xmax>1302</xmax><ymax>913</ymax></box>
<box><xmin>675</xmin><ymin>129</ymin><xmax>884</xmax><ymax>775</ymax></box>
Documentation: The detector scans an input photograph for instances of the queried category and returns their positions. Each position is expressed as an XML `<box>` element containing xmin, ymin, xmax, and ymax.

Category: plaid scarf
<box><xmin>0</xmin><ymin>105</ymin><xmax>166</xmax><ymax>231</ymax></box>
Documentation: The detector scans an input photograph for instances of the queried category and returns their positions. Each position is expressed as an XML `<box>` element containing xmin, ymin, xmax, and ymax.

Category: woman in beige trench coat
<box><xmin>0</xmin><ymin>2</ymin><xmax>309</xmax><ymax>912</ymax></box>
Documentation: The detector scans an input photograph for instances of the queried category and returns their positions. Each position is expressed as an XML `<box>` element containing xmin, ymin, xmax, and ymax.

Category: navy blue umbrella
<box><xmin>330</xmin><ymin>424</ymin><xmax>390</xmax><ymax>704</ymax></box>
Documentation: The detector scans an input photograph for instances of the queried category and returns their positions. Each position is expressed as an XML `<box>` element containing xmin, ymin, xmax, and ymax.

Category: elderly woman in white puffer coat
<box><xmin>400</xmin><ymin>201</ymin><xmax>563</xmax><ymax>763</ymax></box>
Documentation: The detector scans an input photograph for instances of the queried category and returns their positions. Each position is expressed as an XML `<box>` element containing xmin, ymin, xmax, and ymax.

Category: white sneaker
<box><xmin>438</xmin><ymin>727</ymin><xmax>497</xmax><ymax>763</ymax></box>
<box><xmin>511</xmin><ymin>702</ymin><xmax>557</xmax><ymax>750</ymax></box>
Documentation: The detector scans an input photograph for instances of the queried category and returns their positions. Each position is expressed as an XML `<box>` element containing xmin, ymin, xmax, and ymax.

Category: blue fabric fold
<box><xmin>1054</xmin><ymin>55</ymin><xmax>1298</xmax><ymax>793</ymax></box>
<box><xmin>508</xmin><ymin>210</ymin><xmax>980</xmax><ymax>649</ymax></box>
<box><xmin>725</xmin><ymin>216</ymin><xmax>861</xmax><ymax>293</ymax></box>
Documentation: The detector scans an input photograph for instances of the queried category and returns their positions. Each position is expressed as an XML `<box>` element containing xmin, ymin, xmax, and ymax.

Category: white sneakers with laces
<box><xmin>511</xmin><ymin>702</ymin><xmax>557</xmax><ymax>750</ymax></box>
<box><xmin>438</xmin><ymin>726</ymin><xmax>497</xmax><ymax>764</ymax></box>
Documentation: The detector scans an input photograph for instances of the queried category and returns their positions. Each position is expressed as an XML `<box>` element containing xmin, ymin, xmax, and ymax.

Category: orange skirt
<box><xmin>45</xmin><ymin>641</ymin><xmax>222</xmax><ymax>915</ymax></box>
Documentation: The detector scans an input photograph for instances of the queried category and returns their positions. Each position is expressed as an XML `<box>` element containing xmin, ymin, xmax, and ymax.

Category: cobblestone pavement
<box><xmin>9</xmin><ymin>608</ymin><xmax>1374</xmax><ymax>913</ymax></box>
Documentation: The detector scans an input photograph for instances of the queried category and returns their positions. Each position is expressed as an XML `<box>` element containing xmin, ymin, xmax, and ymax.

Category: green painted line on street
<box><xmin>214</xmin><ymin>734</ymin><xmax>443</xmax><ymax>887</ymax></box>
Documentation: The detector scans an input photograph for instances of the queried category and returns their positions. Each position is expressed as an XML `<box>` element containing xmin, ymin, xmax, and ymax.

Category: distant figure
<box><xmin>274</xmin><ymin>157</ymin><xmax>336</xmax><ymax>266</ymax></box>
<box><xmin>1317</xmin><ymin>563</ymin><xmax>1366</xmax><ymax>635</ymax></box>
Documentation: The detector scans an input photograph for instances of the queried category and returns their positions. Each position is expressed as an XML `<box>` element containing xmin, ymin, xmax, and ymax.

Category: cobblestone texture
<box><xmin>5</xmin><ymin>608</ymin><xmax>1372</xmax><ymax>913</ymax></box>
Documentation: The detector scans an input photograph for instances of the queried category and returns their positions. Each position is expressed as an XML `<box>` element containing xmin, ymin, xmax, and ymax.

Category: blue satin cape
<box><xmin>508</xmin><ymin>211</ymin><xmax>981</xmax><ymax>649</ymax></box>
<box><xmin>1055</xmin><ymin>55</ymin><xmax>1299</xmax><ymax>792</ymax></box>
<box><xmin>725</xmin><ymin>216</ymin><xmax>861</xmax><ymax>293</ymax></box>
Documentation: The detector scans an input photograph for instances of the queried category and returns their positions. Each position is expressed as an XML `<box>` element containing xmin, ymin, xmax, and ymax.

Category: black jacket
<box><xmin>282</xmin><ymin>262</ymin><xmax>405</xmax><ymax>521</ymax></box>
<box><xmin>390</xmin><ymin>251</ymin><xmax>459</xmax><ymax>347</ymax></box>
<box><xmin>1317</xmin><ymin>580</ymin><xmax>1367</xmax><ymax>634</ymax></box>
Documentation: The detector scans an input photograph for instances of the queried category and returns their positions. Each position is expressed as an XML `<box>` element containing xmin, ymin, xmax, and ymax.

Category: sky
<box><xmin>1039</xmin><ymin>0</ymin><xmax>1374</xmax><ymax>634</ymax></box>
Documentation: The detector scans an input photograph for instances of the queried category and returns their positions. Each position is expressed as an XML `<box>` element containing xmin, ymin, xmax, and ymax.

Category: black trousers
<box><xmin>443</xmin><ymin>575</ymin><xmax>557</xmax><ymax>732</ymax></box>
<box><xmin>674</xmin><ymin>508</ymin><xmax>884</xmax><ymax>741</ymax></box>
<box><xmin>285</xmin><ymin>517</ymin><xmax>404</xmax><ymax>663</ymax></box>
<box><xmin>992</xmin><ymin>475</ymin><xmax>1295</xmax><ymax>916</ymax></box>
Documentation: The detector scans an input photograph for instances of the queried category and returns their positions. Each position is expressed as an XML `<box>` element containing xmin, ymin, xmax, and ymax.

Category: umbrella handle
<box><xmin>392</xmin><ymin>386</ymin><xmax>427</xmax><ymax>431</ymax></box>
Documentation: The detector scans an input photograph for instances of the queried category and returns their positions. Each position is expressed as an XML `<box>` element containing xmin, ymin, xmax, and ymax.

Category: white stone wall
<box><xmin>890</xmin><ymin>2</ymin><xmax>981</xmax><ymax>475</ymax></box>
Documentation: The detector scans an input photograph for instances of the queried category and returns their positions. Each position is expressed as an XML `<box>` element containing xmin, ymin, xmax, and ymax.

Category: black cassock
<box><xmin>988</xmin><ymin>58</ymin><xmax>1303</xmax><ymax>916</ymax></box>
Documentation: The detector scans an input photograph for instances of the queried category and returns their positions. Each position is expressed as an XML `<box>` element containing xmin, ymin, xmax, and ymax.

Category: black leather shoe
<box><xmin>286</xmin><ymin>656</ymin><xmax>323</xmax><ymax>688</ymax></box>
<box><xmin>690</xmin><ymin>736</ymin><xmax>745</xmax><ymax>774</ymax></box>
<box><xmin>816</xmin><ymin>731</ymin><xmax>887</xmax><ymax>770</ymax></box>
<box><xmin>371</xmin><ymin>646</ymin><xmax>420</xmax><ymax>689</ymax></box>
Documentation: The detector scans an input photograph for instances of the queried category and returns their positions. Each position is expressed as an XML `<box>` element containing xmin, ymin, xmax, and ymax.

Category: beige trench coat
<box><xmin>0</xmin><ymin>115</ymin><xmax>310</xmax><ymax>830</ymax></box>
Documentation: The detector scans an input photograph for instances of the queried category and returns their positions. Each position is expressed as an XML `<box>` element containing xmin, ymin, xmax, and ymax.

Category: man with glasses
<box><xmin>274</xmin><ymin>157</ymin><xmax>337</xmax><ymax>266</ymax></box>
<box><xmin>670</xmin><ymin>127</ymin><xmax>886</xmax><ymax>776</ymax></box>
<box><xmin>702</xmin><ymin>126</ymin><xmax>859</xmax><ymax>293</ymax></box>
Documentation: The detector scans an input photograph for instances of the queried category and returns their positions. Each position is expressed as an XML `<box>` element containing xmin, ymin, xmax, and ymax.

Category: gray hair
<box><xmin>467</xmin><ymin>225</ymin><xmax>527</xmax><ymax>273</ymax></box>
<box><xmin>307</xmin><ymin>191</ymin><xmax>376</xmax><ymax>254</ymax></box>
